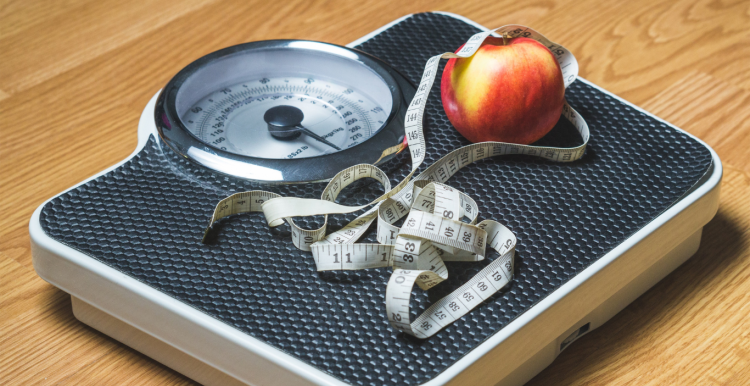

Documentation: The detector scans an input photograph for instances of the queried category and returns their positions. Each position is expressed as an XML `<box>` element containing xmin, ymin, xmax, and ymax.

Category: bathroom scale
<box><xmin>30</xmin><ymin>12</ymin><xmax>721</xmax><ymax>386</ymax></box>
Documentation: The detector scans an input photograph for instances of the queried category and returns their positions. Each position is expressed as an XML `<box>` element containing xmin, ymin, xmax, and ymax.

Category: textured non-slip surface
<box><xmin>40</xmin><ymin>12</ymin><xmax>713</xmax><ymax>386</ymax></box>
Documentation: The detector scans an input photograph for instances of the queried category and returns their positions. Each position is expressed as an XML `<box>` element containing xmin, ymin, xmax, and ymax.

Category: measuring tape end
<box><xmin>201</xmin><ymin>227</ymin><xmax>213</xmax><ymax>244</ymax></box>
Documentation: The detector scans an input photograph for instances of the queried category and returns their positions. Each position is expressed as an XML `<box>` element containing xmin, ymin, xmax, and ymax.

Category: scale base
<box><xmin>71</xmin><ymin>227</ymin><xmax>703</xmax><ymax>386</ymax></box>
<box><xmin>71</xmin><ymin>297</ymin><xmax>247</xmax><ymax>386</ymax></box>
<box><xmin>31</xmin><ymin>12</ymin><xmax>721</xmax><ymax>386</ymax></box>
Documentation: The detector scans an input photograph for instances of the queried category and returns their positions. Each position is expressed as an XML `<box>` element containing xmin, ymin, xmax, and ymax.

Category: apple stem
<box><xmin>502</xmin><ymin>33</ymin><xmax>509</xmax><ymax>45</ymax></box>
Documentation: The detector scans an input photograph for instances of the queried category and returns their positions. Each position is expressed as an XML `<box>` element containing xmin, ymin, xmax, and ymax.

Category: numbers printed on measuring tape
<box><xmin>202</xmin><ymin>24</ymin><xmax>589</xmax><ymax>339</ymax></box>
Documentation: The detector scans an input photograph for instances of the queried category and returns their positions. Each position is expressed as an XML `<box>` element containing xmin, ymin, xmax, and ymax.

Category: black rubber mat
<box><xmin>40</xmin><ymin>12</ymin><xmax>713</xmax><ymax>386</ymax></box>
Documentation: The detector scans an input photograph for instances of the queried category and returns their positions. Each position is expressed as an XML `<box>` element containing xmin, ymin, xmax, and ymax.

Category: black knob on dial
<box><xmin>264</xmin><ymin>105</ymin><xmax>304</xmax><ymax>140</ymax></box>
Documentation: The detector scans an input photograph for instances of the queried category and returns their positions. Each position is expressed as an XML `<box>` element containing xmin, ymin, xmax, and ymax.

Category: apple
<box><xmin>441</xmin><ymin>36</ymin><xmax>565</xmax><ymax>144</ymax></box>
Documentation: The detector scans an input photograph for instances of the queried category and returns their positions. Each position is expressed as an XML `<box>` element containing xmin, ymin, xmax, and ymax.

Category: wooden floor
<box><xmin>2</xmin><ymin>0</ymin><xmax>749</xmax><ymax>385</ymax></box>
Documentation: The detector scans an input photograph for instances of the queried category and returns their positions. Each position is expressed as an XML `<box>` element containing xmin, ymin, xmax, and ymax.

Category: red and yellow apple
<box><xmin>441</xmin><ymin>36</ymin><xmax>564</xmax><ymax>144</ymax></box>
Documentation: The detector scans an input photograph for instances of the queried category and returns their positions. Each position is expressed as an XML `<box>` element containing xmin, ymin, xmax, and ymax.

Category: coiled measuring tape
<box><xmin>203</xmin><ymin>25</ymin><xmax>589</xmax><ymax>339</ymax></box>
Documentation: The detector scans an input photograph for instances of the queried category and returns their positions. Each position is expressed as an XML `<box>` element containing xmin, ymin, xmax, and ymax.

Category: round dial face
<box><xmin>156</xmin><ymin>40</ymin><xmax>413</xmax><ymax>183</ymax></box>
<box><xmin>181</xmin><ymin>76</ymin><xmax>389</xmax><ymax>159</ymax></box>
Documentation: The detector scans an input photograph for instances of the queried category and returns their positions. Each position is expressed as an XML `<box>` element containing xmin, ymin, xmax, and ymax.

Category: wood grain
<box><xmin>1</xmin><ymin>0</ymin><xmax>749</xmax><ymax>385</ymax></box>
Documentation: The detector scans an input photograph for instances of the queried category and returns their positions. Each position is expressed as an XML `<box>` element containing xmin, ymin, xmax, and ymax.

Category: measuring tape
<box><xmin>203</xmin><ymin>25</ymin><xmax>589</xmax><ymax>338</ymax></box>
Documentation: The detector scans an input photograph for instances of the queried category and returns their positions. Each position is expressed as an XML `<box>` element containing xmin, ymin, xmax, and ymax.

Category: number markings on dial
<box><xmin>181</xmin><ymin>77</ymin><xmax>388</xmax><ymax>159</ymax></box>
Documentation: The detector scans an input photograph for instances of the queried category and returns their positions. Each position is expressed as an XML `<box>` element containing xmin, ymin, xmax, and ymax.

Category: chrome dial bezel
<box><xmin>155</xmin><ymin>39</ymin><xmax>414</xmax><ymax>183</ymax></box>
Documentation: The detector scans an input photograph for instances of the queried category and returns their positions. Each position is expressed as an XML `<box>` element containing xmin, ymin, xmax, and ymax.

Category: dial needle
<box><xmin>296</xmin><ymin>126</ymin><xmax>341</xmax><ymax>151</ymax></box>
<box><xmin>264</xmin><ymin>105</ymin><xmax>341</xmax><ymax>151</ymax></box>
